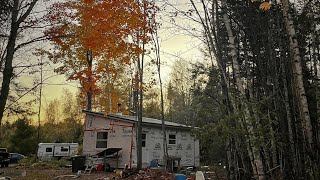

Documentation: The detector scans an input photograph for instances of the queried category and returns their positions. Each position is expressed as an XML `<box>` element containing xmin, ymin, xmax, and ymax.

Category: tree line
<box><xmin>0</xmin><ymin>89</ymin><xmax>83</xmax><ymax>155</ymax></box>
<box><xmin>153</xmin><ymin>0</ymin><xmax>319</xmax><ymax>179</ymax></box>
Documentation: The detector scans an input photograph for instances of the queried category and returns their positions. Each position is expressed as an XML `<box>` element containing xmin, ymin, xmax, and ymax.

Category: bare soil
<box><xmin>0</xmin><ymin>165</ymin><xmax>116</xmax><ymax>180</ymax></box>
<box><xmin>0</xmin><ymin>164</ymin><xmax>226</xmax><ymax>180</ymax></box>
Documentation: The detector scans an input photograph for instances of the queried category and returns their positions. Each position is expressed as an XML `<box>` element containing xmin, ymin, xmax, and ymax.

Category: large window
<box><xmin>168</xmin><ymin>134</ymin><xmax>176</xmax><ymax>145</ymax></box>
<box><xmin>142</xmin><ymin>133</ymin><xmax>146</xmax><ymax>147</ymax></box>
<box><xmin>96</xmin><ymin>132</ymin><xmax>108</xmax><ymax>148</ymax></box>
<box><xmin>46</xmin><ymin>147</ymin><xmax>52</xmax><ymax>152</ymax></box>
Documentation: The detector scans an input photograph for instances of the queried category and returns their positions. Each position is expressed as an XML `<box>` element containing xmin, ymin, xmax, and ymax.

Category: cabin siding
<box><xmin>82</xmin><ymin>112</ymin><xmax>200</xmax><ymax>168</ymax></box>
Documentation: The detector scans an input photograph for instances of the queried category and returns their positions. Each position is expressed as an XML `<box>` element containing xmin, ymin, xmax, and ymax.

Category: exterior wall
<box><xmin>131</xmin><ymin>126</ymin><xmax>200</xmax><ymax>167</ymax></box>
<box><xmin>83</xmin><ymin>114</ymin><xmax>134</xmax><ymax>168</ymax></box>
<box><xmin>82</xmin><ymin>113</ymin><xmax>200</xmax><ymax>168</ymax></box>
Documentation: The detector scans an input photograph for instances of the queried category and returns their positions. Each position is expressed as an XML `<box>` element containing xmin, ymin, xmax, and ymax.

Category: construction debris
<box><xmin>53</xmin><ymin>174</ymin><xmax>79</xmax><ymax>179</ymax></box>
<box><xmin>123</xmin><ymin>168</ymin><xmax>174</xmax><ymax>180</ymax></box>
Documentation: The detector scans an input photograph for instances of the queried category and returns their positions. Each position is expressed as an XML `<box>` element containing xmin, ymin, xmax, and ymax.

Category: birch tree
<box><xmin>280</xmin><ymin>0</ymin><xmax>313</xmax><ymax>150</ymax></box>
<box><xmin>221</xmin><ymin>0</ymin><xmax>265</xmax><ymax>178</ymax></box>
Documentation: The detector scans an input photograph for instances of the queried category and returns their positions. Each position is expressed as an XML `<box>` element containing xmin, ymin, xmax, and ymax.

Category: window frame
<box><xmin>142</xmin><ymin>133</ymin><xmax>146</xmax><ymax>147</ymax></box>
<box><xmin>168</xmin><ymin>134</ymin><xmax>176</xmax><ymax>145</ymax></box>
<box><xmin>96</xmin><ymin>131</ymin><xmax>108</xmax><ymax>148</ymax></box>
<box><xmin>60</xmin><ymin>147</ymin><xmax>69</xmax><ymax>152</ymax></box>
<box><xmin>46</xmin><ymin>147</ymin><xmax>53</xmax><ymax>152</ymax></box>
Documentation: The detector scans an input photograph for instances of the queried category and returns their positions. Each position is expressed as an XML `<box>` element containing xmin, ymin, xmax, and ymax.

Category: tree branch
<box><xmin>14</xmin><ymin>35</ymin><xmax>48</xmax><ymax>51</ymax></box>
<box><xmin>4</xmin><ymin>74</ymin><xmax>60</xmax><ymax>112</ymax></box>
<box><xmin>17</xmin><ymin>0</ymin><xmax>39</xmax><ymax>24</ymax></box>
<box><xmin>14</xmin><ymin>34</ymin><xmax>75</xmax><ymax>51</ymax></box>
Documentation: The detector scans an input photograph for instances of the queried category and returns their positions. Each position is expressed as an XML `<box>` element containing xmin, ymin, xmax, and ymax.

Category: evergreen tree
<box><xmin>9</xmin><ymin>118</ymin><xmax>37</xmax><ymax>155</ymax></box>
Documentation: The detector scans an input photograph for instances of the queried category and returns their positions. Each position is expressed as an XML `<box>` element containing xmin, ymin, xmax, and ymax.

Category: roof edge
<box><xmin>82</xmin><ymin>110</ymin><xmax>194</xmax><ymax>130</ymax></box>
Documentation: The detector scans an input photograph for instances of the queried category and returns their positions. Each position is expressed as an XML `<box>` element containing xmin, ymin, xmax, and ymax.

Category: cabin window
<box><xmin>142</xmin><ymin>133</ymin><xmax>146</xmax><ymax>147</ymax></box>
<box><xmin>168</xmin><ymin>134</ymin><xmax>176</xmax><ymax>145</ymax></box>
<box><xmin>96</xmin><ymin>132</ymin><xmax>108</xmax><ymax>148</ymax></box>
<box><xmin>46</xmin><ymin>147</ymin><xmax>52</xmax><ymax>152</ymax></box>
<box><xmin>61</xmin><ymin>147</ymin><xmax>69</xmax><ymax>152</ymax></box>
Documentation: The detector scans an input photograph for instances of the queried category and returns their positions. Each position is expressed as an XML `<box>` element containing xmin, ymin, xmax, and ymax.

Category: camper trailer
<box><xmin>37</xmin><ymin>143</ymin><xmax>79</xmax><ymax>161</ymax></box>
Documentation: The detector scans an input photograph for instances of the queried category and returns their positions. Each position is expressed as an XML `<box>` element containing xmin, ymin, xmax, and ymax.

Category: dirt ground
<box><xmin>0</xmin><ymin>164</ymin><xmax>226</xmax><ymax>180</ymax></box>
<box><xmin>0</xmin><ymin>165</ymin><xmax>119</xmax><ymax>180</ymax></box>
<box><xmin>0</xmin><ymin>165</ymin><xmax>175</xmax><ymax>180</ymax></box>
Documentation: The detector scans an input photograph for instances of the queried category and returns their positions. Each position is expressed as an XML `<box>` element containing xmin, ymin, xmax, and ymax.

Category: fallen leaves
<box><xmin>259</xmin><ymin>2</ymin><xmax>271</xmax><ymax>11</ymax></box>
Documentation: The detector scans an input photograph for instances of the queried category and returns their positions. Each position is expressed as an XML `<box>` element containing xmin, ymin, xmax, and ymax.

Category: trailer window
<box><xmin>61</xmin><ymin>147</ymin><xmax>69</xmax><ymax>152</ymax></box>
<box><xmin>96</xmin><ymin>132</ymin><xmax>108</xmax><ymax>148</ymax></box>
<box><xmin>142</xmin><ymin>133</ymin><xmax>146</xmax><ymax>147</ymax></box>
<box><xmin>46</xmin><ymin>147</ymin><xmax>52</xmax><ymax>152</ymax></box>
<box><xmin>168</xmin><ymin>134</ymin><xmax>176</xmax><ymax>145</ymax></box>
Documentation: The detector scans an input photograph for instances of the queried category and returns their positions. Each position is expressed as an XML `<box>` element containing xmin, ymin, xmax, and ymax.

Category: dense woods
<box><xmin>0</xmin><ymin>0</ymin><xmax>319</xmax><ymax>179</ymax></box>
<box><xmin>163</xmin><ymin>0</ymin><xmax>319</xmax><ymax>179</ymax></box>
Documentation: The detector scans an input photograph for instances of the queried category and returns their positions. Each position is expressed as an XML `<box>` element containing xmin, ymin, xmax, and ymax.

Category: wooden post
<box><xmin>103</xmin><ymin>150</ymin><xmax>106</xmax><ymax>172</ymax></box>
<box><xmin>116</xmin><ymin>151</ymin><xmax>119</xmax><ymax>168</ymax></box>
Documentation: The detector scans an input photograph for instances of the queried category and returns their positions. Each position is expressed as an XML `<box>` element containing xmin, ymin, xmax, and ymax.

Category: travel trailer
<box><xmin>37</xmin><ymin>143</ymin><xmax>79</xmax><ymax>161</ymax></box>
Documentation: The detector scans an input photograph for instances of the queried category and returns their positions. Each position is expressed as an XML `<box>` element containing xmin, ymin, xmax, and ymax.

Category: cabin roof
<box><xmin>38</xmin><ymin>143</ymin><xmax>79</xmax><ymax>145</ymax></box>
<box><xmin>83</xmin><ymin>110</ymin><xmax>193</xmax><ymax>130</ymax></box>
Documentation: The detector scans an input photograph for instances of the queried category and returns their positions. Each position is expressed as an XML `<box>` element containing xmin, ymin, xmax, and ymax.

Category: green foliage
<box><xmin>41</xmin><ymin>89</ymin><xmax>83</xmax><ymax>143</ymax></box>
<box><xmin>0</xmin><ymin>122</ymin><xmax>14</xmax><ymax>147</ymax></box>
<box><xmin>184</xmin><ymin>0</ymin><xmax>320</xmax><ymax>178</ymax></box>
<box><xmin>40</xmin><ymin>121</ymin><xmax>82</xmax><ymax>143</ymax></box>
<box><xmin>143</xmin><ymin>87</ymin><xmax>161</xmax><ymax>119</ymax></box>
<box><xmin>193</xmin><ymin>124</ymin><xmax>226</xmax><ymax>165</ymax></box>
<box><xmin>0</xmin><ymin>89</ymin><xmax>83</xmax><ymax>156</ymax></box>
<box><xmin>183</xmin><ymin>63</ymin><xmax>229</xmax><ymax>165</ymax></box>
<box><xmin>8</xmin><ymin>118</ymin><xmax>37</xmax><ymax>155</ymax></box>
<box><xmin>166</xmin><ymin>59</ymin><xmax>194</xmax><ymax>125</ymax></box>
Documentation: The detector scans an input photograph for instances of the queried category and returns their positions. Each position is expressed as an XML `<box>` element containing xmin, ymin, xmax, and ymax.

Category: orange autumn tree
<box><xmin>45</xmin><ymin>0</ymin><xmax>156</xmax><ymax>110</ymax></box>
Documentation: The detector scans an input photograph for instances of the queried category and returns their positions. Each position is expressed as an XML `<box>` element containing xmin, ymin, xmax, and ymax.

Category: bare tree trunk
<box><xmin>280</xmin><ymin>46</ymin><xmax>296</xmax><ymax>176</ymax></box>
<box><xmin>37</xmin><ymin>53</ymin><xmax>43</xmax><ymax>142</ymax></box>
<box><xmin>136</xmin><ymin>56</ymin><xmax>143</xmax><ymax>170</ymax></box>
<box><xmin>1</xmin><ymin>0</ymin><xmax>40</xmax><ymax>136</ymax></box>
<box><xmin>0</xmin><ymin>1</ymin><xmax>39</xmax><ymax>136</ymax></box>
<box><xmin>0</xmin><ymin>1</ymin><xmax>19</xmax><ymax>138</ymax></box>
<box><xmin>108</xmin><ymin>72</ymin><xmax>112</xmax><ymax>113</ymax></box>
<box><xmin>310</xmin><ymin>10</ymin><xmax>320</xmax><ymax>160</ymax></box>
<box><xmin>136</xmin><ymin>0</ymin><xmax>148</xmax><ymax>168</ymax></box>
<box><xmin>86</xmin><ymin>50</ymin><xmax>93</xmax><ymax>111</ymax></box>
<box><xmin>280</xmin><ymin>1</ymin><xmax>319</xmax><ymax>178</ymax></box>
<box><xmin>280</xmin><ymin>0</ymin><xmax>313</xmax><ymax>150</ymax></box>
<box><xmin>221</xmin><ymin>1</ymin><xmax>265</xmax><ymax>179</ymax></box>
<box><xmin>189</xmin><ymin>0</ymin><xmax>239</xmax><ymax>178</ymax></box>
<box><xmin>153</xmin><ymin>28</ymin><xmax>168</xmax><ymax>169</ymax></box>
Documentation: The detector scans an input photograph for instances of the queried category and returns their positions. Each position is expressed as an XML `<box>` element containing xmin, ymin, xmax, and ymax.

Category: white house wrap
<box><xmin>82</xmin><ymin>110</ymin><xmax>200</xmax><ymax>168</ymax></box>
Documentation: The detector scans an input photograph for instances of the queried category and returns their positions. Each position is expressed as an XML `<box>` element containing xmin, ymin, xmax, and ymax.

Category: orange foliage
<box><xmin>45</xmin><ymin>0</ymin><xmax>157</xmax><ymax>105</ymax></box>
<box><xmin>99</xmin><ymin>86</ymin><xmax>128</xmax><ymax>114</ymax></box>
<box><xmin>259</xmin><ymin>2</ymin><xmax>271</xmax><ymax>11</ymax></box>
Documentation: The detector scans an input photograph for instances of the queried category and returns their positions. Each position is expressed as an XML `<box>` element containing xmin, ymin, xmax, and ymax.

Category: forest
<box><xmin>0</xmin><ymin>0</ymin><xmax>319</xmax><ymax>179</ymax></box>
